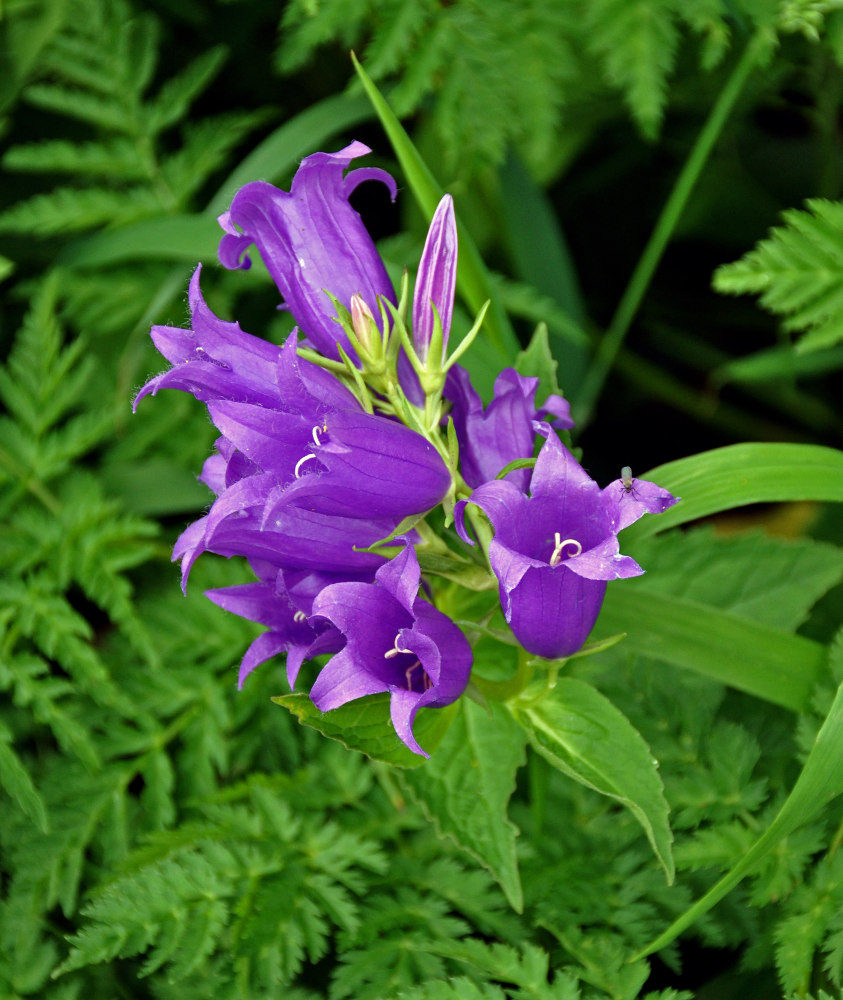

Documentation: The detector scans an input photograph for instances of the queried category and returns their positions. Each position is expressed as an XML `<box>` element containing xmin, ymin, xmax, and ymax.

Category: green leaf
<box><xmin>713</xmin><ymin>198</ymin><xmax>843</xmax><ymax>351</ymax></box>
<box><xmin>624</xmin><ymin>442</ymin><xmax>843</xmax><ymax>543</ymax></box>
<box><xmin>636</xmin><ymin>675</ymin><xmax>843</xmax><ymax>958</ymax></box>
<box><xmin>0</xmin><ymin>721</ymin><xmax>49</xmax><ymax>832</ymax></box>
<box><xmin>205</xmin><ymin>91</ymin><xmax>375</xmax><ymax>216</ymax></box>
<box><xmin>514</xmin><ymin>677</ymin><xmax>674</xmax><ymax>882</ymax></box>
<box><xmin>351</xmin><ymin>53</ymin><xmax>519</xmax><ymax>364</ymax></box>
<box><xmin>400</xmin><ymin>699</ymin><xmax>526</xmax><ymax>912</ymax></box>
<box><xmin>631</xmin><ymin>527</ymin><xmax>843</xmax><ymax>632</ymax></box>
<box><xmin>273</xmin><ymin>692</ymin><xmax>457</xmax><ymax>767</ymax></box>
<box><xmin>515</xmin><ymin>324</ymin><xmax>565</xmax><ymax>408</ymax></box>
<box><xmin>56</xmin><ymin>215</ymin><xmax>220</xmax><ymax>268</ymax></box>
<box><xmin>596</xmin><ymin>584</ymin><xmax>825</xmax><ymax>712</ymax></box>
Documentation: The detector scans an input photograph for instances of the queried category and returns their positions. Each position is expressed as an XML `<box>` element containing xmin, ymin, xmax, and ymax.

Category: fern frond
<box><xmin>585</xmin><ymin>0</ymin><xmax>680</xmax><ymax>139</ymax></box>
<box><xmin>713</xmin><ymin>198</ymin><xmax>843</xmax><ymax>351</ymax></box>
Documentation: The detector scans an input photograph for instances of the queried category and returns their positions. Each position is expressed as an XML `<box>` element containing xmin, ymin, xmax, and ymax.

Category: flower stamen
<box><xmin>550</xmin><ymin>532</ymin><xmax>582</xmax><ymax>567</ymax></box>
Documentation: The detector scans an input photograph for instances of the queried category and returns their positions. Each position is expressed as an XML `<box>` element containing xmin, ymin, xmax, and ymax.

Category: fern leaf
<box><xmin>23</xmin><ymin>82</ymin><xmax>134</xmax><ymax>131</ymax></box>
<box><xmin>3</xmin><ymin>138</ymin><xmax>147</xmax><ymax>180</ymax></box>
<box><xmin>713</xmin><ymin>198</ymin><xmax>843</xmax><ymax>351</ymax></box>
<box><xmin>0</xmin><ymin>185</ymin><xmax>163</xmax><ymax>236</ymax></box>
<box><xmin>145</xmin><ymin>46</ymin><xmax>229</xmax><ymax>135</ymax></box>
<box><xmin>586</xmin><ymin>0</ymin><xmax>680</xmax><ymax>138</ymax></box>
<box><xmin>0</xmin><ymin>720</ymin><xmax>49</xmax><ymax>832</ymax></box>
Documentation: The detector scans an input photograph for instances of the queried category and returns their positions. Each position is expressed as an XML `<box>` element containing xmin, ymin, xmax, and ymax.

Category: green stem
<box><xmin>576</xmin><ymin>30</ymin><xmax>771</xmax><ymax>425</ymax></box>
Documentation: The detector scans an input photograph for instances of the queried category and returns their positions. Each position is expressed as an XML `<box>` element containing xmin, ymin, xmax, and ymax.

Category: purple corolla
<box><xmin>456</xmin><ymin>430</ymin><xmax>677</xmax><ymax>659</ymax></box>
<box><xmin>446</xmin><ymin>365</ymin><xmax>574</xmax><ymax>491</ymax></box>
<box><xmin>309</xmin><ymin>542</ymin><xmax>472</xmax><ymax>757</ymax></box>
<box><xmin>217</xmin><ymin>141</ymin><xmax>397</xmax><ymax>362</ymax></box>
<box><xmin>136</xmin><ymin>270</ymin><xmax>451</xmax><ymax>585</ymax></box>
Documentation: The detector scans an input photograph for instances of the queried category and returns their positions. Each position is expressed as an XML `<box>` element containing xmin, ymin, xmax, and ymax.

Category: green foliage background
<box><xmin>2</xmin><ymin>0</ymin><xmax>843</xmax><ymax>997</ymax></box>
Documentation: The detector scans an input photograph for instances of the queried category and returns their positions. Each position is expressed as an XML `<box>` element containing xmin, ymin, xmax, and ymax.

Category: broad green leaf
<box><xmin>400</xmin><ymin>698</ymin><xmax>526</xmax><ymax>912</ymax></box>
<box><xmin>57</xmin><ymin>215</ymin><xmax>219</xmax><ymax>268</ymax></box>
<box><xmin>513</xmin><ymin>677</ymin><xmax>674</xmax><ymax>882</ymax></box>
<box><xmin>596</xmin><ymin>584</ymin><xmax>825</xmax><ymax>712</ymax></box>
<box><xmin>631</xmin><ymin>527</ymin><xmax>843</xmax><ymax>631</ymax></box>
<box><xmin>625</xmin><ymin>443</ymin><xmax>843</xmax><ymax>543</ymax></box>
<box><xmin>636</xmin><ymin>675</ymin><xmax>843</xmax><ymax>959</ymax></box>
<box><xmin>352</xmin><ymin>53</ymin><xmax>519</xmax><ymax>364</ymax></box>
<box><xmin>273</xmin><ymin>692</ymin><xmax>456</xmax><ymax>767</ymax></box>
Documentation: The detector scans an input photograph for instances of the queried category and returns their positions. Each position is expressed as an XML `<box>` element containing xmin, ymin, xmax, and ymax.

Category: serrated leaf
<box><xmin>714</xmin><ymin>198</ymin><xmax>843</xmax><ymax>351</ymax></box>
<box><xmin>586</xmin><ymin>0</ymin><xmax>680</xmax><ymax>138</ymax></box>
<box><xmin>638</xmin><ymin>675</ymin><xmax>843</xmax><ymax>957</ymax></box>
<box><xmin>400</xmin><ymin>699</ymin><xmax>526</xmax><ymax>912</ymax></box>
<box><xmin>273</xmin><ymin>691</ymin><xmax>457</xmax><ymax>766</ymax></box>
<box><xmin>514</xmin><ymin>677</ymin><xmax>674</xmax><ymax>882</ymax></box>
<box><xmin>0</xmin><ymin>722</ymin><xmax>49</xmax><ymax>832</ymax></box>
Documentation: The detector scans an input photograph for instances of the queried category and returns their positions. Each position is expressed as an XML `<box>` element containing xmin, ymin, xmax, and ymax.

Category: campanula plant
<box><xmin>136</xmin><ymin>140</ymin><xmax>678</xmax><ymax>797</ymax></box>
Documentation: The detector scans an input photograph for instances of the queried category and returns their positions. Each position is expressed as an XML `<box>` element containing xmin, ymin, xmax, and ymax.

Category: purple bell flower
<box><xmin>445</xmin><ymin>365</ymin><xmax>574</xmax><ymax>491</ymax></box>
<box><xmin>412</xmin><ymin>194</ymin><xmax>457</xmax><ymax>365</ymax></box>
<box><xmin>136</xmin><ymin>269</ymin><xmax>452</xmax><ymax>587</ymax></box>
<box><xmin>308</xmin><ymin>542</ymin><xmax>472</xmax><ymax>757</ymax></box>
<box><xmin>455</xmin><ymin>429</ymin><xmax>677</xmax><ymax>659</ymax></box>
<box><xmin>217</xmin><ymin>141</ymin><xmax>397</xmax><ymax>361</ymax></box>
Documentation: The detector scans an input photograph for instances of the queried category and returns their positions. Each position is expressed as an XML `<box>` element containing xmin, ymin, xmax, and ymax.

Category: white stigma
<box><xmin>311</xmin><ymin>425</ymin><xmax>323</xmax><ymax>447</ymax></box>
<box><xmin>384</xmin><ymin>632</ymin><xmax>408</xmax><ymax>659</ymax></box>
<box><xmin>294</xmin><ymin>453</ymin><xmax>316</xmax><ymax>478</ymax></box>
<box><xmin>550</xmin><ymin>532</ymin><xmax>582</xmax><ymax>567</ymax></box>
<box><xmin>293</xmin><ymin>610</ymin><xmax>307</xmax><ymax>623</ymax></box>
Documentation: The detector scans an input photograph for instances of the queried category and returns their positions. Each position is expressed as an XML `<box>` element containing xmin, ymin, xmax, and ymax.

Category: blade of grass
<box><xmin>576</xmin><ymin>30</ymin><xmax>773</xmax><ymax>424</ymax></box>
<box><xmin>351</xmin><ymin>52</ymin><xmax>520</xmax><ymax>364</ymax></box>
<box><xmin>633</xmin><ymin>676</ymin><xmax>843</xmax><ymax>959</ymax></box>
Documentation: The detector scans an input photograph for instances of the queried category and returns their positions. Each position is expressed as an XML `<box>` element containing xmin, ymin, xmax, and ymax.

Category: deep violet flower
<box><xmin>455</xmin><ymin>429</ymin><xmax>677</xmax><ymax>659</ymax></box>
<box><xmin>308</xmin><ymin>542</ymin><xmax>472</xmax><ymax>757</ymax></box>
<box><xmin>135</xmin><ymin>269</ymin><xmax>451</xmax><ymax>586</ymax></box>
<box><xmin>445</xmin><ymin>365</ymin><xmax>574</xmax><ymax>491</ymax></box>
<box><xmin>412</xmin><ymin>194</ymin><xmax>457</xmax><ymax>365</ymax></box>
<box><xmin>217</xmin><ymin>141</ymin><xmax>397</xmax><ymax>361</ymax></box>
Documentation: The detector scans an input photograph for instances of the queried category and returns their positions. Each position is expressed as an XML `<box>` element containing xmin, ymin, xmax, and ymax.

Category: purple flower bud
<box><xmin>217</xmin><ymin>141</ymin><xmax>397</xmax><ymax>361</ymax></box>
<box><xmin>455</xmin><ymin>430</ymin><xmax>678</xmax><ymax>659</ymax></box>
<box><xmin>309</xmin><ymin>543</ymin><xmax>472</xmax><ymax>757</ymax></box>
<box><xmin>412</xmin><ymin>194</ymin><xmax>457</xmax><ymax>364</ymax></box>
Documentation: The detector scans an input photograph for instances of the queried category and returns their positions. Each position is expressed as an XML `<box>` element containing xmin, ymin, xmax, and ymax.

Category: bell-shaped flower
<box><xmin>308</xmin><ymin>543</ymin><xmax>472</xmax><ymax>757</ymax></box>
<box><xmin>455</xmin><ymin>430</ymin><xmax>677</xmax><ymax>659</ymax></box>
<box><xmin>205</xmin><ymin>566</ymin><xmax>375</xmax><ymax>691</ymax></box>
<box><xmin>217</xmin><ymin>141</ymin><xmax>397</xmax><ymax>361</ymax></box>
<box><xmin>445</xmin><ymin>365</ymin><xmax>574</xmax><ymax>490</ymax></box>
<box><xmin>412</xmin><ymin>194</ymin><xmax>457</xmax><ymax>365</ymax></box>
<box><xmin>136</xmin><ymin>271</ymin><xmax>452</xmax><ymax>586</ymax></box>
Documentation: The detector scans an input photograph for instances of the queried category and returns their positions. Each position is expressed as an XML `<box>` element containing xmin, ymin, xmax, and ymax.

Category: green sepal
<box><xmin>273</xmin><ymin>692</ymin><xmax>458</xmax><ymax>767</ymax></box>
<box><xmin>417</xmin><ymin>553</ymin><xmax>496</xmax><ymax>591</ymax></box>
<box><xmin>495</xmin><ymin>457</ymin><xmax>537</xmax><ymax>480</ymax></box>
<box><xmin>443</xmin><ymin>300</ymin><xmax>491</xmax><ymax>373</ymax></box>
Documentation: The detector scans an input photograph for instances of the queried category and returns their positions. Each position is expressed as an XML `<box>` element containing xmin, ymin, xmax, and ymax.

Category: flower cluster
<box><xmin>136</xmin><ymin>141</ymin><xmax>677</xmax><ymax>756</ymax></box>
